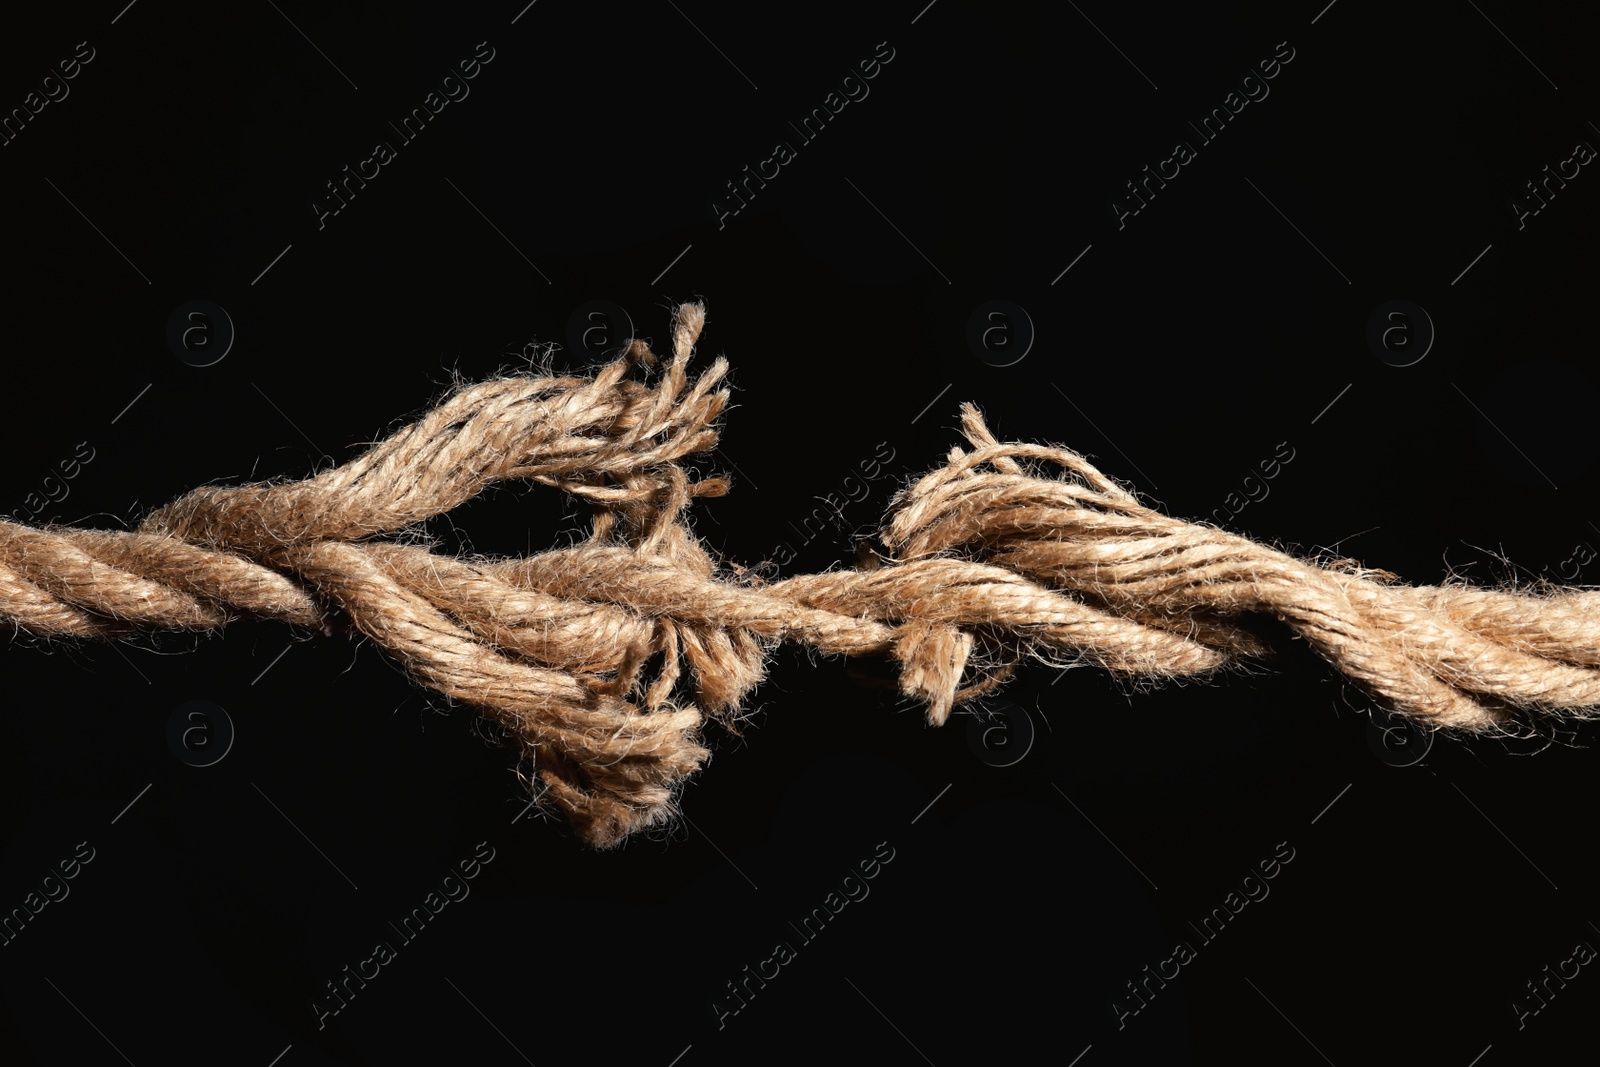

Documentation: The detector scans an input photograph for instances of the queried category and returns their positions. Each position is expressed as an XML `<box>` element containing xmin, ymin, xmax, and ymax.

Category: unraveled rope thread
<box><xmin>4</xmin><ymin>303</ymin><xmax>1595</xmax><ymax>845</ymax></box>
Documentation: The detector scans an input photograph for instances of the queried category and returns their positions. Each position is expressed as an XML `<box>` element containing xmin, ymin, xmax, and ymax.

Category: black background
<box><xmin>2</xmin><ymin>2</ymin><xmax>1599</xmax><ymax>1064</ymax></box>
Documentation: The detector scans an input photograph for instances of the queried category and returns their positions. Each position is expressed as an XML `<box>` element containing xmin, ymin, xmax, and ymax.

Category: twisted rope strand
<box><xmin>4</xmin><ymin>302</ymin><xmax>1595</xmax><ymax>845</ymax></box>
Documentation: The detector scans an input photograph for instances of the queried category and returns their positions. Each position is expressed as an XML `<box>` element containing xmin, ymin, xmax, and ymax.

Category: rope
<box><xmin>4</xmin><ymin>303</ymin><xmax>1590</xmax><ymax>846</ymax></box>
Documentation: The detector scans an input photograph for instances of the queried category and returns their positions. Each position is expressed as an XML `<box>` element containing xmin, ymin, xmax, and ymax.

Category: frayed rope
<box><xmin>4</xmin><ymin>303</ymin><xmax>1595</xmax><ymax>846</ymax></box>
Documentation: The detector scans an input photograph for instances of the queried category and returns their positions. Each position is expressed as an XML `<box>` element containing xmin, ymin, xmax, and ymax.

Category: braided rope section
<box><xmin>3</xmin><ymin>303</ymin><xmax>1595</xmax><ymax>845</ymax></box>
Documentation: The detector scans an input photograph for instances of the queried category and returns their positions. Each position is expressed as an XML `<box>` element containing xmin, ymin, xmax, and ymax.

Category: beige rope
<box><xmin>3</xmin><ymin>303</ymin><xmax>1590</xmax><ymax>846</ymax></box>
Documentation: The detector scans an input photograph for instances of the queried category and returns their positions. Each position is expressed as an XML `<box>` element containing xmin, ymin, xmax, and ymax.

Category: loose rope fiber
<box><xmin>4</xmin><ymin>303</ymin><xmax>1594</xmax><ymax>846</ymax></box>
